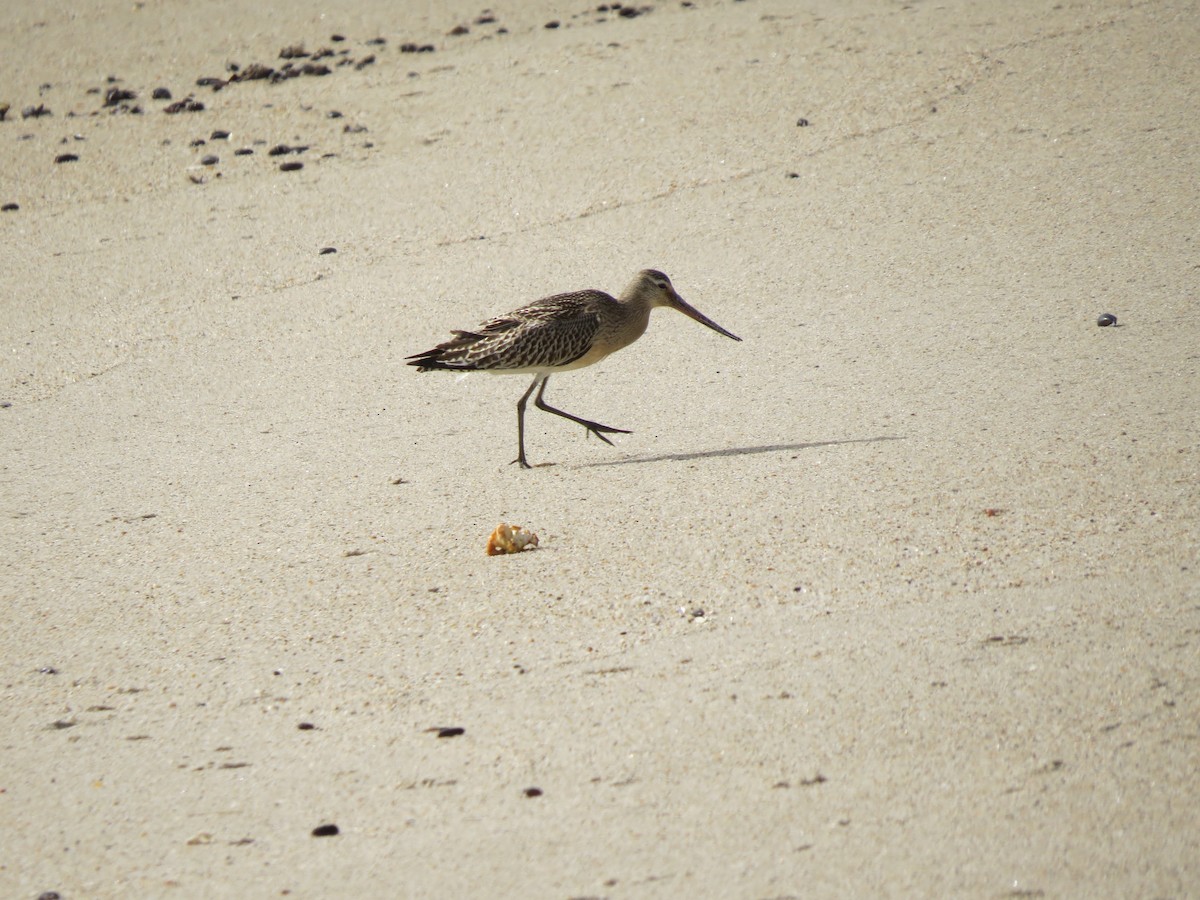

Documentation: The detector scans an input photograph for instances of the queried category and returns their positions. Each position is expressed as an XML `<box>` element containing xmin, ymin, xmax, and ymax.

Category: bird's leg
<box><xmin>534</xmin><ymin>376</ymin><xmax>631</xmax><ymax>447</ymax></box>
<box><xmin>511</xmin><ymin>375</ymin><xmax>542</xmax><ymax>468</ymax></box>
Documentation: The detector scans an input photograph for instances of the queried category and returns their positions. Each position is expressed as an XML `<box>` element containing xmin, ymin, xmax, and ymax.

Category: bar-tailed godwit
<box><xmin>407</xmin><ymin>269</ymin><xmax>741</xmax><ymax>467</ymax></box>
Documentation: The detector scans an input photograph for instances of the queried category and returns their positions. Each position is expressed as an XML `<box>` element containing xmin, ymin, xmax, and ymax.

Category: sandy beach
<box><xmin>2</xmin><ymin>0</ymin><xmax>1197</xmax><ymax>896</ymax></box>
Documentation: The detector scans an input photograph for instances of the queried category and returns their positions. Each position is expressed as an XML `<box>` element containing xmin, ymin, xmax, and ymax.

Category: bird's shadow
<box><xmin>576</xmin><ymin>435</ymin><xmax>903</xmax><ymax>468</ymax></box>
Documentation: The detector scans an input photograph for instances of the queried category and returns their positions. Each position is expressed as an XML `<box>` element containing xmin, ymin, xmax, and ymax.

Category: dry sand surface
<box><xmin>2</xmin><ymin>0</ymin><xmax>1198</xmax><ymax>896</ymax></box>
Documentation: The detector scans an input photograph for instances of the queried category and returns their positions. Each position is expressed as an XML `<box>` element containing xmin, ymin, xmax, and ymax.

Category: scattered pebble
<box><xmin>311</xmin><ymin>823</ymin><xmax>340</xmax><ymax>837</ymax></box>
<box><xmin>104</xmin><ymin>87</ymin><xmax>136</xmax><ymax>106</ymax></box>
<box><xmin>298</xmin><ymin>722</ymin><xmax>316</xmax><ymax>730</ymax></box>
<box><xmin>200</xmin><ymin>154</ymin><xmax>219</xmax><ymax>166</ymax></box>
<box><xmin>523</xmin><ymin>787</ymin><xmax>543</xmax><ymax>797</ymax></box>
<box><xmin>319</xmin><ymin>247</ymin><xmax>337</xmax><ymax>255</ymax></box>
<box><xmin>1097</xmin><ymin>313</ymin><xmax>1117</xmax><ymax>327</ymax></box>
<box><xmin>327</xmin><ymin>110</ymin><xmax>343</xmax><ymax>118</ymax></box>
<box><xmin>433</xmin><ymin>726</ymin><xmax>464</xmax><ymax>738</ymax></box>
<box><xmin>152</xmin><ymin>87</ymin><xmax>172</xmax><ymax>100</ymax></box>
<box><xmin>331</xmin><ymin>33</ymin><xmax>346</xmax><ymax>42</ymax></box>
<box><xmin>1</xmin><ymin>203</ymin><xmax>18</xmax><ymax>212</ymax></box>
<box><xmin>54</xmin><ymin>153</ymin><xmax>79</xmax><ymax>163</ymax></box>
<box><xmin>545</xmin><ymin>20</ymin><xmax>561</xmax><ymax>29</ymax></box>
<box><xmin>164</xmin><ymin>97</ymin><xmax>204</xmax><ymax>114</ymax></box>
<box><xmin>796</xmin><ymin>117</ymin><xmax>810</xmax><ymax>126</ymax></box>
<box><xmin>210</xmin><ymin>129</ymin><xmax>230</xmax><ymax>140</ymax></box>
<box><xmin>23</xmin><ymin>104</ymin><xmax>52</xmax><ymax>119</ymax></box>
<box><xmin>37</xmin><ymin>892</ymin><xmax>62</xmax><ymax>900</ymax></box>
<box><xmin>279</xmin><ymin>161</ymin><xmax>304</xmax><ymax>172</ymax></box>
<box><xmin>449</xmin><ymin>24</ymin><xmax>470</xmax><ymax>36</ymax></box>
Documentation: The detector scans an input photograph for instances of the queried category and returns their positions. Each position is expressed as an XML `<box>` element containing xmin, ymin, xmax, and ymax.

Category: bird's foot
<box><xmin>584</xmin><ymin>424</ymin><xmax>632</xmax><ymax>446</ymax></box>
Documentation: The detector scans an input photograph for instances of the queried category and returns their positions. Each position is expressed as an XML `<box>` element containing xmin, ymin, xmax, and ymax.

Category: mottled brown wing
<box><xmin>407</xmin><ymin>290</ymin><xmax>605</xmax><ymax>372</ymax></box>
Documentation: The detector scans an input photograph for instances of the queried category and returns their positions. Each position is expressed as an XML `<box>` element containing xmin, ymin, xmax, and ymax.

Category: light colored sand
<box><xmin>2</xmin><ymin>0</ymin><xmax>1197</xmax><ymax>896</ymax></box>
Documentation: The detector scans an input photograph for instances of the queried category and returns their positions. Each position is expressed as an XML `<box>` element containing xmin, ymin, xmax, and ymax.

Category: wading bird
<box><xmin>407</xmin><ymin>269</ymin><xmax>741</xmax><ymax>467</ymax></box>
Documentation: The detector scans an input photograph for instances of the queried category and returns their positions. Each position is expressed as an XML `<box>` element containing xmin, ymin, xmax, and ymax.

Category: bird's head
<box><xmin>631</xmin><ymin>269</ymin><xmax>742</xmax><ymax>342</ymax></box>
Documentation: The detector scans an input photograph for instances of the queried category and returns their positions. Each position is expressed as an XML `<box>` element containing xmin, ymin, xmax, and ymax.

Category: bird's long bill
<box><xmin>671</xmin><ymin>293</ymin><xmax>742</xmax><ymax>342</ymax></box>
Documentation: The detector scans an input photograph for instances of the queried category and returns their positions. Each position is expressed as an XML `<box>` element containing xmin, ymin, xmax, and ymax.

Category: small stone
<box><xmin>1097</xmin><ymin>313</ymin><xmax>1117</xmax><ymax>327</ymax></box>
<box><xmin>523</xmin><ymin>787</ymin><xmax>543</xmax><ymax>797</ymax></box>
<box><xmin>234</xmin><ymin>148</ymin><xmax>253</xmax><ymax>156</ymax></box>
<box><xmin>279</xmin><ymin>161</ymin><xmax>304</xmax><ymax>172</ymax></box>
<box><xmin>1</xmin><ymin>202</ymin><xmax>18</xmax><ymax>212</ymax></box>
<box><xmin>200</xmin><ymin>154</ymin><xmax>219</xmax><ymax>166</ymax></box>
<box><xmin>796</xmin><ymin>117</ymin><xmax>810</xmax><ymax>127</ymax></box>
<box><xmin>319</xmin><ymin>247</ymin><xmax>337</xmax><ymax>255</ymax></box>
<box><xmin>54</xmin><ymin>153</ymin><xmax>79</xmax><ymax>163</ymax></box>
<box><xmin>311</xmin><ymin>823</ymin><xmax>339</xmax><ymax>837</ymax></box>
<box><xmin>152</xmin><ymin>87</ymin><xmax>172</xmax><ymax>100</ymax></box>
<box><xmin>298</xmin><ymin>722</ymin><xmax>316</xmax><ymax>730</ymax></box>
<box><xmin>104</xmin><ymin>87</ymin><xmax>136</xmax><ymax>106</ymax></box>
<box><xmin>210</xmin><ymin>129</ymin><xmax>230</xmax><ymax>140</ymax></box>
<box><xmin>545</xmin><ymin>20</ymin><xmax>561</xmax><ymax>29</ymax></box>
<box><xmin>435</xmin><ymin>726</ymin><xmax>464</xmax><ymax>738</ymax></box>
<box><xmin>449</xmin><ymin>24</ymin><xmax>470</xmax><ymax>36</ymax></box>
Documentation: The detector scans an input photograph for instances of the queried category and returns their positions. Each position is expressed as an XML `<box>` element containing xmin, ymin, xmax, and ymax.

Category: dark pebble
<box><xmin>327</xmin><ymin>110</ymin><xmax>343</xmax><ymax>118</ymax></box>
<box><xmin>279</xmin><ymin>161</ymin><xmax>304</xmax><ymax>172</ymax></box>
<box><xmin>298</xmin><ymin>722</ymin><xmax>316</xmax><ymax>730</ymax></box>
<box><xmin>189</xmin><ymin>138</ymin><xmax>206</xmax><ymax>147</ymax></box>
<box><xmin>302</xmin><ymin>63</ymin><xmax>332</xmax><ymax>76</ymax></box>
<box><xmin>1</xmin><ymin>203</ymin><xmax>18</xmax><ymax>212</ymax></box>
<box><xmin>200</xmin><ymin>154</ymin><xmax>219</xmax><ymax>166</ymax></box>
<box><xmin>196</xmin><ymin>76</ymin><xmax>226</xmax><ymax>89</ymax></box>
<box><xmin>0</xmin><ymin>400</ymin><xmax>13</xmax><ymax>407</ymax></box>
<box><xmin>476</xmin><ymin>13</ymin><xmax>497</xmax><ymax>24</ymax></box>
<box><xmin>37</xmin><ymin>893</ymin><xmax>63</xmax><ymax>900</ymax></box>
<box><xmin>311</xmin><ymin>823</ymin><xmax>339</xmax><ymax>837</ymax></box>
<box><xmin>23</xmin><ymin>104</ymin><xmax>52</xmax><ymax>119</ymax></box>
<box><xmin>331</xmin><ymin>33</ymin><xmax>345</xmax><ymax>42</ymax></box>
<box><xmin>796</xmin><ymin>117</ymin><xmax>810</xmax><ymax>127</ymax></box>
<box><xmin>234</xmin><ymin>147</ymin><xmax>254</xmax><ymax>156</ymax></box>
<box><xmin>366</xmin><ymin>37</ymin><xmax>387</xmax><ymax>46</ymax></box>
<box><xmin>280</xmin><ymin>44</ymin><xmax>309</xmax><ymax>59</ymax></box>
<box><xmin>786</xmin><ymin>172</ymin><xmax>800</xmax><ymax>178</ymax></box>
<box><xmin>235</xmin><ymin>63</ymin><xmax>275</xmax><ymax>82</ymax></box>
<box><xmin>619</xmin><ymin>6</ymin><xmax>643</xmax><ymax>17</ymax></box>
<box><xmin>436</xmin><ymin>727</ymin><xmax>464</xmax><ymax>738</ymax></box>
<box><xmin>523</xmin><ymin>787</ymin><xmax>543</xmax><ymax>797</ymax></box>
<box><xmin>319</xmin><ymin>247</ymin><xmax>337</xmax><ymax>255</ymax></box>
<box><xmin>39</xmin><ymin>664</ymin><xmax>58</xmax><ymax>673</ymax></box>
<box><xmin>152</xmin><ymin>87</ymin><xmax>172</xmax><ymax>100</ymax></box>
<box><xmin>164</xmin><ymin>97</ymin><xmax>204</xmax><ymax>114</ymax></box>
<box><xmin>54</xmin><ymin>153</ymin><xmax>79</xmax><ymax>163</ymax></box>
<box><xmin>104</xmin><ymin>87</ymin><xmax>136</xmax><ymax>107</ymax></box>
<box><xmin>211</xmin><ymin>129</ymin><xmax>230</xmax><ymax>140</ymax></box>
<box><xmin>354</xmin><ymin>55</ymin><xmax>375</xmax><ymax>70</ymax></box>
<box><xmin>545</xmin><ymin>20</ymin><xmax>561</xmax><ymax>28</ymax></box>
<box><xmin>343</xmin><ymin>123</ymin><xmax>368</xmax><ymax>134</ymax></box>
<box><xmin>1097</xmin><ymin>313</ymin><xmax>1117</xmax><ymax>327</ymax></box>
<box><xmin>449</xmin><ymin>24</ymin><xmax>470</xmax><ymax>35</ymax></box>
